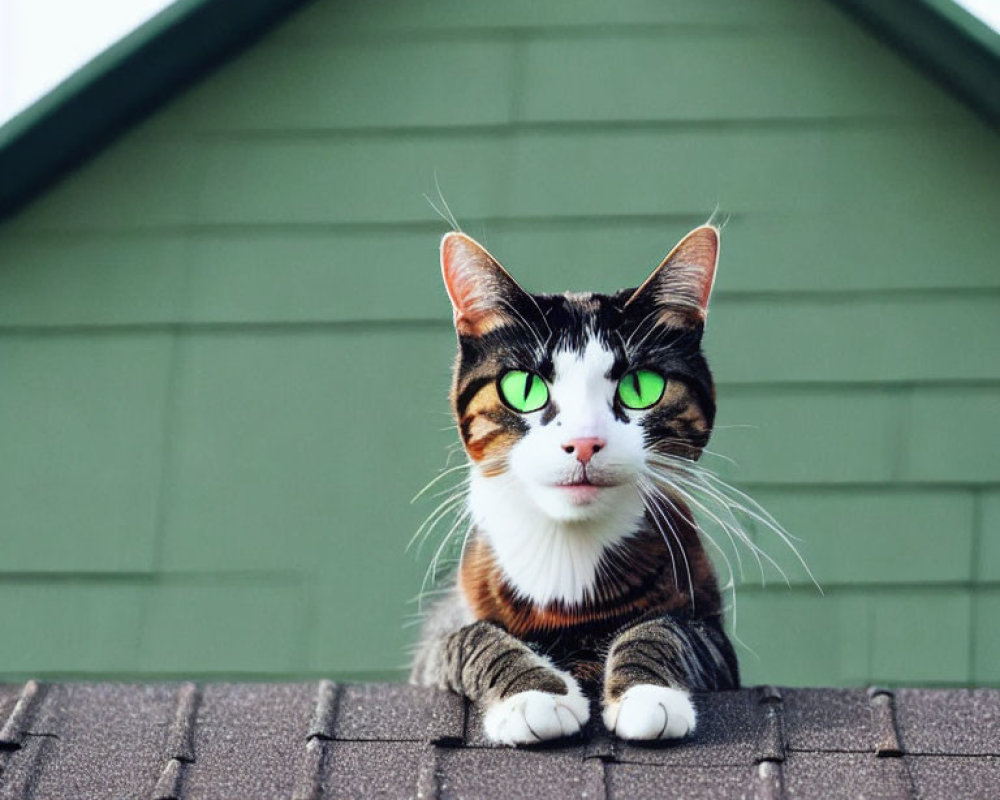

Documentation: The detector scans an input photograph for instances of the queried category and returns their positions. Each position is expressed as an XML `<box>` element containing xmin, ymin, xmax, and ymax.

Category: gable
<box><xmin>0</xmin><ymin>0</ymin><xmax>997</xmax><ymax>687</ymax></box>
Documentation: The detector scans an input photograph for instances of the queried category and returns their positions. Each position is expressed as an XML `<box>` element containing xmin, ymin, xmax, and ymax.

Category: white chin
<box><xmin>527</xmin><ymin>483</ymin><xmax>634</xmax><ymax>523</ymax></box>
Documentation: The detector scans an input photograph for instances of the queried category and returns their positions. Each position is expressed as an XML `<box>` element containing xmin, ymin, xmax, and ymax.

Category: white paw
<box><xmin>483</xmin><ymin>683</ymin><xmax>590</xmax><ymax>746</ymax></box>
<box><xmin>602</xmin><ymin>684</ymin><xmax>696</xmax><ymax>740</ymax></box>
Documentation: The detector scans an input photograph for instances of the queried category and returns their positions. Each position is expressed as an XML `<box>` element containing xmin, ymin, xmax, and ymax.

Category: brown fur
<box><xmin>458</xmin><ymin>498</ymin><xmax>722</xmax><ymax>686</ymax></box>
<box><xmin>452</xmin><ymin>366</ymin><xmax>529</xmax><ymax>470</ymax></box>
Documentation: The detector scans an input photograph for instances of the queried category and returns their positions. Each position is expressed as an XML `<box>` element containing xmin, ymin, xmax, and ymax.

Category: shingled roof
<box><xmin>1</xmin><ymin>681</ymin><xmax>998</xmax><ymax>798</ymax></box>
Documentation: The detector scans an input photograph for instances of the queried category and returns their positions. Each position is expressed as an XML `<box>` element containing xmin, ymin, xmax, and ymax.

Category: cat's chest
<box><xmin>461</xmin><ymin>533</ymin><xmax>698</xmax><ymax>629</ymax></box>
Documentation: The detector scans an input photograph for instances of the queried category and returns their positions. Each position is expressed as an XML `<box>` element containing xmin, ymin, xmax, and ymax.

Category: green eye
<box><xmin>618</xmin><ymin>370</ymin><xmax>666</xmax><ymax>410</ymax></box>
<box><xmin>499</xmin><ymin>370</ymin><xmax>549</xmax><ymax>413</ymax></box>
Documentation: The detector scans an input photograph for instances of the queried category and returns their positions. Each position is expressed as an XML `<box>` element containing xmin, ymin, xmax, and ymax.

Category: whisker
<box><xmin>422</xmin><ymin>506</ymin><xmax>472</xmax><ymax>600</ymax></box>
<box><xmin>646</xmin><ymin>452</ymin><xmax>821</xmax><ymax>593</ymax></box>
<box><xmin>646</xmin><ymin>464</ymin><xmax>749</xmax><ymax>580</ymax></box>
<box><xmin>411</xmin><ymin>462</ymin><xmax>472</xmax><ymax>503</ymax></box>
<box><xmin>650</xmin><ymin>463</ymin><xmax>787</xmax><ymax>584</ymax></box>
<box><xmin>408</xmin><ymin>491</ymin><xmax>467</xmax><ymax>553</ymax></box>
<box><xmin>636</xmin><ymin>480</ymin><xmax>681</xmax><ymax>593</ymax></box>
<box><xmin>669</xmin><ymin>475</ymin><xmax>781</xmax><ymax>583</ymax></box>
<box><xmin>644</xmin><ymin>473</ymin><xmax>741</xmax><ymax>629</ymax></box>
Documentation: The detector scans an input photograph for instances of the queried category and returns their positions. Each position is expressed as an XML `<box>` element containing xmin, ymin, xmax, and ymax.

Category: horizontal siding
<box><xmin>2</xmin><ymin>291</ymin><xmax>999</xmax><ymax>384</ymax></box>
<box><xmin>156</xmin><ymin>32</ymin><xmax>959</xmax><ymax>133</ymax></box>
<box><xmin>160</xmin><ymin>40</ymin><xmax>520</xmax><ymax>131</ymax></box>
<box><xmin>729</xmin><ymin>488</ymin><xmax>976</xmax><ymax>586</ymax></box>
<box><xmin>981</xmin><ymin>493</ymin><xmax>1000</xmax><ymax>582</ymax></box>
<box><xmin>517</xmin><ymin>32</ymin><xmax>958</xmax><ymax>122</ymax></box>
<box><xmin>712</xmin><ymin>386</ymin><xmax>1000</xmax><ymax>484</ymax></box>
<box><xmin>13</xmin><ymin>125</ymin><xmax>1000</xmax><ymax>230</ymax></box>
<box><xmin>3</xmin><ymin>221</ymin><xmax>999</xmax><ymax>329</ymax></box>
<box><xmin>974</xmin><ymin>590</ymin><xmax>1000</xmax><ymax>683</ymax></box>
<box><xmin>273</xmin><ymin>0</ymin><xmax>855</xmax><ymax>34</ymax></box>
<box><xmin>0</xmin><ymin>578</ymin><xmax>311</xmax><ymax>675</ymax></box>
<box><xmin>9</xmin><ymin>123</ymin><xmax>998</xmax><ymax>232</ymax></box>
<box><xmin>0</xmin><ymin>334</ymin><xmax>171</xmax><ymax>573</ymax></box>
<box><xmin>731</xmin><ymin>587</ymin><xmax>973</xmax><ymax>686</ymax></box>
<box><xmin>0</xmin><ymin>0</ymin><xmax>997</xmax><ymax>687</ymax></box>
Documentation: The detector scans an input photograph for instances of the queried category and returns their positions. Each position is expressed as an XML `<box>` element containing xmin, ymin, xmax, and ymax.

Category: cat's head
<box><xmin>442</xmin><ymin>226</ymin><xmax>719</xmax><ymax>526</ymax></box>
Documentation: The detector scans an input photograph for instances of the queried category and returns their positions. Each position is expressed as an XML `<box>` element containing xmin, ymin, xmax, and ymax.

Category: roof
<box><xmin>1</xmin><ymin>681</ymin><xmax>998</xmax><ymax>798</ymax></box>
<box><xmin>0</xmin><ymin>0</ymin><xmax>998</xmax><ymax>225</ymax></box>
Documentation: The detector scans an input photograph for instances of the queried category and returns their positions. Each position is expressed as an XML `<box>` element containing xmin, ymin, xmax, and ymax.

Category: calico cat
<box><xmin>410</xmin><ymin>225</ymin><xmax>740</xmax><ymax>746</ymax></box>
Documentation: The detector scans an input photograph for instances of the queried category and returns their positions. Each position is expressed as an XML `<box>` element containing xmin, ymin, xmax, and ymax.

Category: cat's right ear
<box><xmin>625</xmin><ymin>225</ymin><xmax>720</xmax><ymax>329</ymax></box>
<box><xmin>441</xmin><ymin>232</ymin><xmax>530</xmax><ymax>337</ymax></box>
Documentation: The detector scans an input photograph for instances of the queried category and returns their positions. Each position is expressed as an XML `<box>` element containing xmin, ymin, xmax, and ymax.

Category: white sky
<box><xmin>0</xmin><ymin>0</ymin><xmax>998</xmax><ymax>127</ymax></box>
<box><xmin>0</xmin><ymin>0</ymin><xmax>174</xmax><ymax>124</ymax></box>
<box><xmin>955</xmin><ymin>0</ymin><xmax>1000</xmax><ymax>31</ymax></box>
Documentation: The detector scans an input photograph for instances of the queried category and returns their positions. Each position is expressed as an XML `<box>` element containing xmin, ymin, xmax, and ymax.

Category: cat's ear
<box><xmin>625</xmin><ymin>225</ymin><xmax>719</xmax><ymax>327</ymax></box>
<box><xmin>441</xmin><ymin>232</ymin><xmax>532</xmax><ymax>337</ymax></box>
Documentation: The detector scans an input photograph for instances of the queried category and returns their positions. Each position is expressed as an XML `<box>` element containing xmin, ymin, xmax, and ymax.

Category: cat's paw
<box><xmin>602</xmin><ymin>684</ymin><xmax>696</xmax><ymax>740</ymax></box>
<box><xmin>483</xmin><ymin>684</ymin><xmax>590</xmax><ymax>746</ymax></box>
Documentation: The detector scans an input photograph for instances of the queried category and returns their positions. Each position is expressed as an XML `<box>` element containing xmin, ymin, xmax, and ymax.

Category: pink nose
<box><xmin>561</xmin><ymin>437</ymin><xmax>606</xmax><ymax>465</ymax></box>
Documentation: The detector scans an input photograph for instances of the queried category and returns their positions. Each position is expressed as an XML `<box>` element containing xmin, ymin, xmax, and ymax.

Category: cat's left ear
<box><xmin>625</xmin><ymin>225</ymin><xmax>719</xmax><ymax>328</ymax></box>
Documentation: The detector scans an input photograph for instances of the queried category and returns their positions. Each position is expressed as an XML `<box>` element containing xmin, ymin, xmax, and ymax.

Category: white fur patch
<box><xmin>548</xmin><ymin>338</ymin><xmax>617</xmax><ymax>434</ymax></box>
<box><xmin>482</xmin><ymin>665</ymin><xmax>590</xmax><ymax>746</ymax></box>
<box><xmin>602</xmin><ymin>684</ymin><xmax>696</xmax><ymax>740</ymax></box>
<box><xmin>470</xmin><ymin>473</ymin><xmax>643</xmax><ymax>605</ymax></box>
<box><xmin>469</xmin><ymin>335</ymin><xmax>650</xmax><ymax>606</ymax></box>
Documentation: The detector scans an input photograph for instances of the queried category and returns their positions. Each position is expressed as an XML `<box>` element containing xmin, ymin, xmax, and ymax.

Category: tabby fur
<box><xmin>410</xmin><ymin>226</ymin><xmax>739</xmax><ymax>746</ymax></box>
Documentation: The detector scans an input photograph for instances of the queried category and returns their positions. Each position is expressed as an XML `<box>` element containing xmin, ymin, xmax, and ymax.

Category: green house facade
<box><xmin>1</xmin><ymin>0</ymin><xmax>997</xmax><ymax>687</ymax></box>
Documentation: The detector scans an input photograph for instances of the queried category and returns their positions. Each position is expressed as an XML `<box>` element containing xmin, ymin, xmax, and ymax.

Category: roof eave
<box><xmin>0</xmin><ymin>0</ymin><xmax>314</xmax><ymax>223</ymax></box>
<box><xmin>828</xmin><ymin>0</ymin><xmax>1000</xmax><ymax>129</ymax></box>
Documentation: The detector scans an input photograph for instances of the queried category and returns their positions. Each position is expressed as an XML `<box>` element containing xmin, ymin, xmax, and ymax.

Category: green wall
<box><xmin>1</xmin><ymin>0</ymin><xmax>997</xmax><ymax>687</ymax></box>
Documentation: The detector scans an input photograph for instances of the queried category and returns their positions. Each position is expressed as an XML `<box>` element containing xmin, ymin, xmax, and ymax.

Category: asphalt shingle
<box><xmin>322</xmin><ymin>741</ymin><xmax>428</xmax><ymax>799</ymax></box>
<box><xmin>907</xmin><ymin>755</ymin><xmax>1000</xmax><ymax>799</ymax></box>
<box><xmin>781</xmin><ymin>688</ymin><xmax>874</xmax><ymax>753</ymax></box>
<box><xmin>333</xmin><ymin>683</ymin><xmax>465</xmax><ymax>744</ymax></box>
<box><xmin>606</xmin><ymin>762</ymin><xmax>751</xmax><ymax>799</ymax></box>
<box><xmin>895</xmin><ymin>689</ymin><xmax>1000</xmax><ymax>756</ymax></box>
<box><xmin>781</xmin><ymin>751</ymin><xmax>913</xmax><ymax>800</ymax></box>
<box><xmin>0</xmin><ymin>680</ymin><xmax>997</xmax><ymax>799</ymax></box>
<box><xmin>181</xmin><ymin>683</ymin><xmax>315</xmax><ymax>800</ymax></box>
<box><xmin>11</xmin><ymin>684</ymin><xmax>175</xmax><ymax>800</ymax></box>
<box><xmin>437</xmin><ymin>748</ymin><xmax>599</xmax><ymax>800</ymax></box>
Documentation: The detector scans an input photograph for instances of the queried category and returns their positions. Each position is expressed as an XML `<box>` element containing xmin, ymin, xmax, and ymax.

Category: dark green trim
<box><xmin>0</xmin><ymin>0</ymin><xmax>316</xmax><ymax>222</ymax></box>
<box><xmin>829</xmin><ymin>0</ymin><xmax>1000</xmax><ymax>128</ymax></box>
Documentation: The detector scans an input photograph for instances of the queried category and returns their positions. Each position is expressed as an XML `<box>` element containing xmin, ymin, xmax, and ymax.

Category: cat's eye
<box><xmin>499</xmin><ymin>370</ymin><xmax>549</xmax><ymax>413</ymax></box>
<box><xmin>618</xmin><ymin>369</ymin><xmax>666</xmax><ymax>410</ymax></box>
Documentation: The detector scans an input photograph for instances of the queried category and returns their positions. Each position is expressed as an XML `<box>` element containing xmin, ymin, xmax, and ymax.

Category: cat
<box><xmin>410</xmin><ymin>225</ymin><xmax>740</xmax><ymax>746</ymax></box>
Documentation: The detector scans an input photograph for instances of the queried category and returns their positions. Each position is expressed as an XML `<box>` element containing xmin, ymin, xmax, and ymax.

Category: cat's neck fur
<box><xmin>466</xmin><ymin>471</ymin><xmax>646</xmax><ymax>607</ymax></box>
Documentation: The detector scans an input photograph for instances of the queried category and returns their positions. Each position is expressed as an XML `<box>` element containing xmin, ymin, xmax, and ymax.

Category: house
<box><xmin>0</xmin><ymin>0</ymin><xmax>997</xmax><ymax>691</ymax></box>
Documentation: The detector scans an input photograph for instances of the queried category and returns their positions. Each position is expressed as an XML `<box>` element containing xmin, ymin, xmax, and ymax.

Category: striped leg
<box><xmin>602</xmin><ymin>616</ymin><xmax>739</xmax><ymax>741</ymax></box>
<box><xmin>436</xmin><ymin>621</ymin><xmax>590</xmax><ymax>746</ymax></box>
